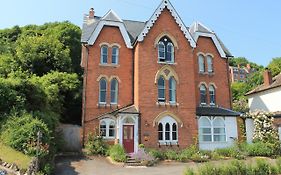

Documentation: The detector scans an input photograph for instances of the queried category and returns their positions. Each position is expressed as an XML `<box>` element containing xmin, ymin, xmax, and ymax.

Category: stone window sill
<box><xmin>99</xmin><ymin>63</ymin><xmax>120</xmax><ymax>68</ymax></box>
<box><xmin>156</xmin><ymin>102</ymin><xmax>179</xmax><ymax>106</ymax></box>
<box><xmin>157</xmin><ymin>61</ymin><xmax>177</xmax><ymax>65</ymax></box>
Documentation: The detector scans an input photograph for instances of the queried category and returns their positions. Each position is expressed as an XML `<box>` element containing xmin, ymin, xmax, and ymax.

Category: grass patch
<box><xmin>0</xmin><ymin>142</ymin><xmax>32</xmax><ymax>170</ymax></box>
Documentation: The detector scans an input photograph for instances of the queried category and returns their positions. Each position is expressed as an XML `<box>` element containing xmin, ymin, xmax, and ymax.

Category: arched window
<box><xmin>198</xmin><ymin>116</ymin><xmax>226</xmax><ymax>142</ymax></box>
<box><xmin>207</xmin><ymin>55</ymin><xmax>213</xmax><ymax>73</ymax></box>
<box><xmin>209</xmin><ymin>85</ymin><xmax>216</xmax><ymax>105</ymax></box>
<box><xmin>99</xmin><ymin>78</ymin><xmax>107</xmax><ymax>104</ymax></box>
<box><xmin>112</xmin><ymin>46</ymin><xmax>119</xmax><ymax>64</ymax></box>
<box><xmin>158</xmin><ymin>123</ymin><xmax>163</xmax><ymax>141</ymax></box>
<box><xmin>100</xmin><ymin>121</ymin><xmax>106</xmax><ymax>137</ymax></box>
<box><xmin>213</xmin><ymin>117</ymin><xmax>226</xmax><ymax>142</ymax></box>
<box><xmin>198</xmin><ymin>54</ymin><xmax>205</xmax><ymax>73</ymax></box>
<box><xmin>158</xmin><ymin>116</ymin><xmax>178</xmax><ymax>143</ymax></box>
<box><xmin>198</xmin><ymin>117</ymin><xmax>212</xmax><ymax>142</ymax></box>
<box><xmin>101</xmin><ymin>45</ymin><xmax>108</xmax><ymax>64</ymax></box>
<box><xmin>158</xmin><ymin>37</ymin><xmax>174</xmax><ymax>63</ymax></box>
<box><xmin>169</xmin><ymin>77</ymin><xmax>176</xmax><ymax>103</ymax></box>
<box><xmin>200</xmin><ymin>84</ymin><xmax>207</xmax><ymax>105</ymax></box>
<box><xmin>99</xmin><ymin>119</ymin><xmax>116</xmax><ymax>138</ymax></box>
<box><xmin>110</xmin><ymin>78</ymin><xmax>118</xmax><ymax>104</ymax></box>
<box><xmin>158</xmin><ymin>76</ymin><xmax>165</xmax><ymax>102</ymax></box>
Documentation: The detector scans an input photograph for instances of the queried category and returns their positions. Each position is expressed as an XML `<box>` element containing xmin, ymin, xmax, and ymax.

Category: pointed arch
<box><xmin>153</xmin><ymin>111</ymin><xmax>183</xmax><ymax>127</ymax></box>
<box><xmin>155</xmin><ymin>65</ymin><xmax>179</xmax><ymax>84</ymax></box>
<box><xmin>154</xmin><ymin>32</ymin><xmax>179</xmax><ymax>49</ymax></box>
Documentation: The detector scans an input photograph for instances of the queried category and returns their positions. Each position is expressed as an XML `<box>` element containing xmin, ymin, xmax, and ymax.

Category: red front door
<box><xmin>123</xmin><ymin>125</ymin><xmax>134</xmax><ymax>153</ymax></box>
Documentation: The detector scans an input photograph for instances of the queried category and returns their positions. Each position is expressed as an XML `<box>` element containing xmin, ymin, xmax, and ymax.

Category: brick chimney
<box><xmin>263</xmin><ymin>69</ymin><xmax>273</xmax><ymax>86</ymax></box>
<box><xmin>89</xmin><ymin>8</ymin><xmax>95</xmax><ymax>19</ymax></box>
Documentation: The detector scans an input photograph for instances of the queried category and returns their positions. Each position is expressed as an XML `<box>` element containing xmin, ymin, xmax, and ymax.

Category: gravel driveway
<box><xmin>54</xmin><ymin>155</ymin><xmax>193</xmax><ymax>175</ymax></box>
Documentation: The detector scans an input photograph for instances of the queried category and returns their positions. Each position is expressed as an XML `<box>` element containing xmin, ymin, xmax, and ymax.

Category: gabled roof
<box><xmin>189</xmin><ymin>21</ymin><xmax>232</xmax><ymax>58</ymax></box>
<box><xmin>82</xmin><ymin>10</ymin><xmax>133</xmax><ymax>48</ymax></box>
<box><xmin>196</xmin><ymin>106</ymin><xmax>241</xmax><ymax>117</ymax></box>
<box><xmin>101</xmin><ymin>9</ymin><xmax>123</xmax><ymax>22</ymax></box>
<box><xmin>246</xmin><ymin>73</ymin><xmax>281</xmax><ymax>96</ymax></box>
<box><xmin>137</xmin><ymin>0</ymin><xmax>196</xmax><ymax>48</ymax></box>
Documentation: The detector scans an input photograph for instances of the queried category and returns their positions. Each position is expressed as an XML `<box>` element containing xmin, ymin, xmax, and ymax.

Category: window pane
<box><xmin>207</xmin><ymin>56</ymin><xmax>213</xmax><ymax>72</ymax></box>
<box><xmin>200</xmin><ymin>85</ymin><xmax>207</xmax><ymax>104</ymax></box>
<box><xmin>213</xmin><ymin>118</ymin><xmax>225</xmax><ymax>127</ymax></box>
<box><xmin>158</xmin><ymin>42</ymin><xmax>165</xmax><ymax>61</ymax></box>
<box><xmin>199</xmin><ymin>117</ymin><xmax>211</xmax><ymax>126</ymax></box>
<box><xmin>158</xmin><ymin>77</ymin><xmax>165</xmax><ymax>101</ymax></box>
<box><xmin>165</xmin><ymin>123</ymin><xmax>170</xmax><ymax>140</ymax></box>
<box><xmin>172</xmin><ymin>131</ymin><xmax>177</xmax><ymax>140</ymax></box>
<box><xmin>214</xmin><ymin>135</ymin><xmax>226</xmax><ymax>142</ymax></box>
<box><xmin>109</xmin><ymin>122</ymin><xmax>115</xmax><ymax>137</ymax></box>
<box><xmin>172</xmin><ymin>123</ymin><xmax>177</xmax><ymax>140</ymax></box>
<box><xmin>101</xmin><ymin>46</ymin><xmax>108</xmax><ymax>64</ymax></box>
<box><xmin>198</xmin><ymin>55</ymin><xmax>205</xmax><ymax>72</ymax></box>
<box><xmin>166</xmin><ymin>43</ymin><xmax>174</xmax><ymax>62</ymax></box>
<box><xmin>214</xmin><ymin>128</ymin><xmax>225</xmax><ymax>134</ymax></box>
<box><xmin>100</xmin><ymin>122</ymin><xmax>106</xmax><ymax>137</ymax></box>
<box><xmin>203</xmin><ymin>135</ymin><xmax>212</xmax><ymax>141</ymax></box>
<box><xmin>169</xmin><ymin>77</ymin><xmax>176</xmax><ymax>102</ymax></box>
<box><xmin>112</xmin><ymin>47</ymin><xmax>118</xmax><ymax>64</ymax></box>
<box><xmin>209</xmin><ymin>86</ymin><xmax>215</xmax><ymax>104</ymax></box>
<box><xmin>99</xmin><ymin>79</ymin><xmax>107</xmax><ymax>103</ymax></box>
<box><xmin>110</xmin><ymin>79</ymin><xmax>118</xmax><ymax>104</ymax></box>
<box><xmin>158</xmin><ymin>123</ymin><xmax>163</xmax><ymax>140</ymax></box>
<box><xmin>200</xmin><ymin>128</ymin><xmax>211</xmax><ymax>134</ymax></box>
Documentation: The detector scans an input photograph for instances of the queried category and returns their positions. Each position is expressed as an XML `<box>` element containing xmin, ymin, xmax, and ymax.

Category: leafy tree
<box><xmin>229</xmin><ymin>57</ymin><xmax>249</xmax><ymax>67</ymax></box>
<box><xmin>268</xmin><ymin>57</ymin><xmax>281</xmax><ymax>76</ymax></box>
<box><xmin>15</xmin><ymin>35</ymin><xmax>71</xmax><ymax>76</ymax></box>
<box><xmin>231</xmin><ymin>82</ymin><xmax>249</xmax><ymax>101</ymax></box>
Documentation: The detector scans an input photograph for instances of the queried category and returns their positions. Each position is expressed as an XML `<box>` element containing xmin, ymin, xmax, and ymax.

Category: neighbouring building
<box><xmin>81</xmin><ymin>0</ymin><xmax>240</xmax><ymax>153</ymax></box>
<box><xmin>245</xmin><ymin>70</ymin><xmax>281</xmax><ymax>142</ymax></box>
<box><xmin>229</xmin><ymin>64</ymin><xmax>255</xmax><ymax>83</ymax></box>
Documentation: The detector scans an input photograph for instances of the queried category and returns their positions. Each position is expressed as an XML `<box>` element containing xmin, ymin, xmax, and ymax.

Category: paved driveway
<box><xmin>54</xmin><ymin>155</ymin><xmax>194</xmax><ymax>175</ymax></box>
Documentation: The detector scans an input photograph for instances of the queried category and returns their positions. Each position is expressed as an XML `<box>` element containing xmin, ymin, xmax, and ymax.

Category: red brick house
<box><xmin>81</xmin><ymin>0</ymin><xmax>240</xmax><ymax>153</ymax></box>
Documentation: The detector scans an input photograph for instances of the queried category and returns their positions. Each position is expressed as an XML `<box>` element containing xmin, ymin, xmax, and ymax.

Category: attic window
<box><xmin>158</xmin><ymin>36</ymin><xmax>175</xmax><ymax>63</ymax></box>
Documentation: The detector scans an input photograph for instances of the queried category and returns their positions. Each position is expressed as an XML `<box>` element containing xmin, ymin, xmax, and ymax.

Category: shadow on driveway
<box><xmin>54</xmin><ymin>155</ymin><xmax>89</xmax><ymax>175</ymax></box>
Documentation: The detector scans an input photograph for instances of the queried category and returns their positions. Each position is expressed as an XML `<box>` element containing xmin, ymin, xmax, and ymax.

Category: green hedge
<box><xmin>108</xmin><ymin>144</ymin><xmax>127</xmax><ymax>162</ymax></box>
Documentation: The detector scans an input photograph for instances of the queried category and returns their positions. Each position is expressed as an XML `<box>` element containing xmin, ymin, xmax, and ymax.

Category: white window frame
<box><xmin>158</xmin><ymin>76</ymin><xmax>165</xmax><ymax>102</ymax></box>
<box><xmin>207</xmin><ymin>55</ymin><xmax>213</xmax><ymax>73</ymax></box>
<box><xmin>199</xmin><ymin>116</ymin><xmax>226</xmax><ymax>143</ymax></box>
<box><xmin>158</xmin><ymin>116</ymin><xmax>178</xmax><ymax>144</ymax></box>
<box><xmin>99</xmin><ymin>78</ymin><xmax>107</xmax><ymax>104</ymax></box>
<box><xmin>99</xmin><ymin>119</ymin><xmax>116</xmax><ymax>139</ymax></box>
<box><xmin>158</xmin><ymin>41</ymin><xmax>165</xmax><ymax>62</ymax></box>
<box><xmin>112</xmin><ymin>46</ymin><xmax>119</xmax><ymax>64</ymax></box>
<box><xmin>198</xmin><ymin>55</ymin><xmax>205</xmax><ymax>73</ymax></box>
<box><xmin>110</xmin><ymin>78</ymin><xmax>118</xmax><ymax>104</ymax></box>
<box><xmin>169</xmin><ymin>77</ymin><xmax>176</xmax><ymax>103</ymax></box>
<box><xmin>209</xmin><ymin>85</ymin><xmax>216</xmax><ymax>105</ymax></box>
<box><xmin>200</xmin><ymin>85</ymin><xmax>207</xmax><ymax>105</ymax></box>
<box><xmin>166</xmin><ymin>42</ymin><xmax>174</xmax><ymax>63</ymax></box>
<box><xmin>100</xmin><ymin>45</ymin><xmax>108</xmax><ymax>64</ymax></box>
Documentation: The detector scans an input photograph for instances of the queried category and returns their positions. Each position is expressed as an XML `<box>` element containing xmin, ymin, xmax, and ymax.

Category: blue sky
<box><xmin>1</xmin><ymin>0</ymin><xmax>281</xmax><ymax>66</ymax></box>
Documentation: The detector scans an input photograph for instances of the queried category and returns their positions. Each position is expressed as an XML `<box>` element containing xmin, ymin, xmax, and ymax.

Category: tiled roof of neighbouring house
<box><xmin>196</xmin><ymin>106</ymin><xmax>241</xmax><ymax>117</ymax></box>
<box><xmin>246</xmin><ymin>73</ymin><xmax>281</xmax><ymax>96</ymax></box>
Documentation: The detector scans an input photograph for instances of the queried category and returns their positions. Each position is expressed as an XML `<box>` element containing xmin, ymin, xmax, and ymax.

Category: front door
<box><xmin>123</xmin><ymin>125</ymin><xmax>134</xmax><ymax>153</ymax></box>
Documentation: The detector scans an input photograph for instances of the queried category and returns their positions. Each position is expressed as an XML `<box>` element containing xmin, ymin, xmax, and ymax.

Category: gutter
<box><xmin>82</xmin><ymin>43</ymin><xmax>90</xmax><ymax>146</ymax></box>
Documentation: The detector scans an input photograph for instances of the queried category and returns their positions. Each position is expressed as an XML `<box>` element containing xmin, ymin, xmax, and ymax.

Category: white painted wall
<box><xmin>248</xmin><ymin>87</ymin><xmax>281</xmax><ymax>113</ymax></box>
<box><xmin>245</xmin><ymin>118</ymin><xmax>254</xmax><ymax>143</ymax></box>
<box><xmin>199</xmin><ymin>117</ymin><xmax>238</xmax><ymax>150</ymax></box>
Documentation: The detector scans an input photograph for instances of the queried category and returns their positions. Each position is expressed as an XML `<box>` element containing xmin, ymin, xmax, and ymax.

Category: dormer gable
<box><xmin>137</xmin><ymin>0</ymin><xmax>196</xmax><ymax>48</ymax></box>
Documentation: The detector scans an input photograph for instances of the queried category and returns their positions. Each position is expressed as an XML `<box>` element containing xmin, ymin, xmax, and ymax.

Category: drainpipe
<box><xmin>82</xmin><ymin>43</ymin><xmax>90</xmax><ymax>146</ymax></box>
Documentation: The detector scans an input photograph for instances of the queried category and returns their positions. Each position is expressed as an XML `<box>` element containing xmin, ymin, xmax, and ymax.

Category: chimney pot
<box><xmin>263</xmin><ymin>69</ymin><xmax>273</xmax><ymax>86</ymax></box>
<box><xmin>89</xmin><ymin>8</ymin><xmax>95</xmax><ymax>19</ymax></box>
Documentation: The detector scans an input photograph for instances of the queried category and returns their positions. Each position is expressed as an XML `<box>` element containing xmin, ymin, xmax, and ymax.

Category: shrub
<box><xmin>85</xmin><ymin>134</ymin><xmax>108</xmax><ymax>156</ymax></box>
<box><xmin>215</xmin><ymin>146</ymin><xmax>246</xmax><ymax>160</ymax></box>
<box><xmin>0</xmin><ymin>112</ymin><xmax>51</xmax><ymax>157</ymax></box>
<box><xmin>148</xmin><ymin>149</ymin><xmax>165</xmax><ymax>160</ymax></box>
<box><xmin>252</xmin><ymin>158</ymin><xmax>278</xmax><ymax>175</ymax></box>
<box><xmin>108</xmin><ymin>144</ymin><xmax>127</xmax><ymax>162</ymax></box>
<box><xmin>246</xmin><ymin>142</ymin><xmax>274</xmax><ymax>157</ymax></box>
<box><xmin>179</xmin><ymin>145</ymin><xmax>198</xmax><ymax>162</ymax></box>
<box><xmin>190</xmin><ymin>152</ymin><xmax>209</xmax><ymax>163</ymax></box>
<box><xmin>165</xmin><ymin>150</ymin><xmax>178</xmax><ymax>160</ymax></box>
<box><xmin>184</xmin><ymin>168</ymin><xmax>196</xmax><ymax>175</ymax></box>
